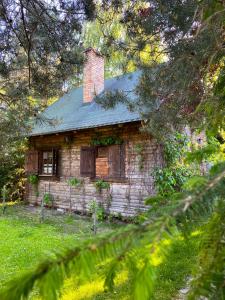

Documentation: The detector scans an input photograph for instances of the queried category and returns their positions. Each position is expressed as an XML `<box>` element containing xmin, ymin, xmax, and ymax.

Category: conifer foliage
<box><xmin>98</xmin><ymin>0</ymin><xmax>225</xmax><ymax>138</ymax></box>
<box><xmin>0</xmin><ymin>0</ymin><xmax>96</xmax><ymax>191</ymax></box>
<box><xmin>0</xmin><ymin>0</ymin><xmax>95</xmax><ymax>100</ymax></box>
<box><xmin>0</xmin><ymin>0</ymin><xmax>95</xmax><ymax>140</ymax></box>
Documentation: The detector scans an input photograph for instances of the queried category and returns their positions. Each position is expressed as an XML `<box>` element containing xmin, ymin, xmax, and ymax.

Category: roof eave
<box><xmin>28</xmin><ymin>118</ymin><xmax>142</xmax><ymax>137</ymax></box>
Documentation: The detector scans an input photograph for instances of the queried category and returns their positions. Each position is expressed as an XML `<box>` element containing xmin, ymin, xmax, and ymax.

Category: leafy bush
<box><xmin>68</xmin><ymin>177</ymin><xmax>83</xmax><ymax>188</ymax></box>
<box><xmin>27</xmin><ymin>174</ymin><xmax>39</xmax><ymax>197</ymax></box>
<box><xmin>96</xmin><ymin>206</ymin><xmax>105</xmax><ymax>221</ymax></box>
<box><xmin>94</xmin><ymin>180</ymin><xmax>110</xmax><ymax>193</ymax></box>
<box><xmin>163</xmin><ymin>132</ymin><xmax>188</xmax><ymax>166</ymax></box>
<box><xmin>0</xmin><ymin>139</ymin><xmax>26</xmax><ymax>202</ymax></box>
<box><xmin>153</xmin><ymin>166</ymin><xmax>192</xmax><ymax>197</ymax></box>
<box><xmin>28</xmin><ymin>174</ymin><xmax>39</xmax><ymax>185</ymax></box>
<box><xmin>4</xmin><ymin>168</ymin><xmax>25</xmax><ymax>202</ymax></box>
<box><xmin>88</xmin><ymin>200</ymin><xmax>106</xmax><ymax>221</ymax></box>
<box><xmin>153</xmin><ymin>132</ymin><xmax>194</xmax><ymax>198</ymax></box>
<box><xmin>43</xmin><ymin>193</ymin><xmax>54</xmax><ymax>206</ymax></box>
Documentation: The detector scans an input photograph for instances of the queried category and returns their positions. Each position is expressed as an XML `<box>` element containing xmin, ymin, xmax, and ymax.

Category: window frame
<box><xmin>42</xmin><ymin>150</ymin><xmax>54</xmax><ymax>175</ymax></box>
<box><xmin>38</xmin><ymin>148</ymin><xmax>59</xmax><ymax>178</ymax></box>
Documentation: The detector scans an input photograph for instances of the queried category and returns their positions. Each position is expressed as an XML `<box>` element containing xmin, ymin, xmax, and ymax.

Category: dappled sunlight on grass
<box><xmin>150</xmin><ymin>252</ymin><xmax>163</xmax><ymax>267</ymax></box>
<box><xmin>61</xmin><ymin>271</ymin><xmax>128</xmax><ymax>300</ymax></box>
<box><xmin>0</xmin><ymin>205</ymin><xmax>119</xmax><ymax>288</ymax></box>
<box><xmin>150</xmin><ymin>238</ymin><xmax>172</xmax><ymax>267</ymax></box>
<box><xmin>191</xmin><ymin>230</ymin><xmax>202</xmax><ymax>237</ymax></box>
<box><xmin>60</xmin><ymin>231</ymin><xmax>199</xmax><ymax>300</ymax></box>
<box><xmin>162</xmin><ymin>239</ymin><xmax>172</xmax><ymax>246</ymax></box>
<box><xmin>0</xmin><ymin>205</ymin><xmax>200</xmax><ymax>300</ymax></box>
<box><xmin>62</xmin><ymin>278</ymin><xmax>104</xmax><ymax>300</ymax></box>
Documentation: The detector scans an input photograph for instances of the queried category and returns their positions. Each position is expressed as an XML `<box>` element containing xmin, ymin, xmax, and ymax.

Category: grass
<box><xmin>0</xmin><ymin>204</ymin><xmax>200</xmax><ymax>299</ymax></box>
<box><xmin>0</xmin><ymin>205</ymin><xmax>117</xmax><ymax>288</ymax></box>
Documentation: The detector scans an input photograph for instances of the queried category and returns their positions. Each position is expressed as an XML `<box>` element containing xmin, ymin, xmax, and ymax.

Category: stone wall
<box><xmin>27</xmin><ymin>122</ymin><xmax>164</xmax><ymax>216</ymax></box>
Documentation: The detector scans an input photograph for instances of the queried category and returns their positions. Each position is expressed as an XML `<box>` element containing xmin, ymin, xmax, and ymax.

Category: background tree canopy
<box><xmin>0</xmin><ymin>0</ymin><xmax>96</xmax><ymax>192</ymax></box>
<box><xmin>97</xmin><ymin>0</ymin><xmax>225</xmax><ymax>139</ymax></box>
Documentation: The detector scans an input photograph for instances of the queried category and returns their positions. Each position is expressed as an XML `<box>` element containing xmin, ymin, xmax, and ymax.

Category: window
<box><xmin>42</xmin><ymin>151</ymin><xmax>53</xmax><ymax>175</ymax></box>
<box><xmin>80</xmin><ymin>144</ymin><xmax>125</xmax><ymax>179</ymax></box>
<box><xmin>39</xmin><ymin>149</ymin><xmax>58</xmax><ymax>176</ymax></box>
<box><xmin>25</xmin><ymin>148</ymin><xmax>59</xmax><ymax>177</ymax></box>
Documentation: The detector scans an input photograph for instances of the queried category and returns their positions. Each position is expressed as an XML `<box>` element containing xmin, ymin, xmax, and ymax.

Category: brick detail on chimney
<box><xmin>83</xmin><ymin>48</ymin><xmax>104</xmax><ymax>103</ymax></box>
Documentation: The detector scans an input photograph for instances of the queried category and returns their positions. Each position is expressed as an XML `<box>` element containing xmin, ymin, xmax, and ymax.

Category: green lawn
<box><xmin>0</xmin><ymin>205</ymin><xmax>199</xmax><ymax>300</ymax></box>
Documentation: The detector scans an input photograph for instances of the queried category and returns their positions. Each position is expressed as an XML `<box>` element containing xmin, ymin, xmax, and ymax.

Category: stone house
<box><xmin>25</xmin><ymin>48</ymin><xmax>164</xmax><ymax>216</ymax></box>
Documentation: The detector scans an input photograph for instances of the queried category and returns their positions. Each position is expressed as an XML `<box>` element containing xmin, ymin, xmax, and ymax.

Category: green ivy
<box><xmin>28</xmin><ymin>174</ymin><xmax>39</xmax><ymax>185</ymax></box>
<box><xmin>28</xmin><ymin>174</ymin><xmax>39</xmax><ymax>197</ymax></box>
<box><xmin>153</xmin><ymin>132</ymin><xmax>193</xmax><ymax>197</ymax></box>
<box><xmin>68</xmin><ymin>178</ymin><xmax>83</xmax><ymax>188</ymax></box>
<box><xmin>163</xmin><ymin>132</ymin><xmax>188</xmax><ymax>166</ymax></box>
<box><xmin>91</xmin><ymin>135</ymin><xmax>123</xmax><ymax>146</ymax></box>
<box><xmin>153</xmin><ymin>166</ymin><xmax>192</xmax><ymax>197</ymax></box>
<box><xmin>88</xmin><ymin>200</ymin><xmax>106</xmax><ymax>235</ymax></box>
<box><xmin>134</xmin><ymin>143</ymin><xmax>145</xmax><ymax>171</ymax></box>
<box><xmin>96</xmin><ymin>206</ymin><xmax>105</xmax><ymax>221</ymax></box>
<box><xmin>43</xmin><ymin>193</ymin><xmax>54</xmax><ymax>206</ymax></box>
<box><xmin>94</xmin><ymin>180</ymin><xmax>110</xmax><ymax>193</ymax></box>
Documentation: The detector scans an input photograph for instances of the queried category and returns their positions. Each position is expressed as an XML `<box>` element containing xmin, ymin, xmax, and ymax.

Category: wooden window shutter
<box><xmin>80</xmin><ymin>147</ymin><xmax>96</xmax><ymax>178</ymax></box>
<box><xmin>120</xmin><ymin>143</ymin><xmax>125</xmax><ymax>178</ymax></box>
<box><xmin>38</xmin><ymin>151</ymin><xmax>43</xmax><ymax>174</ymax></box>
<box><xmin>108</xmin><ymin>144</ymin><xmax>125</xmax><ymax>178</ymax></box>
<box><xmin>53</xmin><ymin>149</ymin><xmax>59</xmax><ymax>175</ymax></box>
<box><xmin>25</xmin><ymin>150</ymin><xmax>39</xmax><ymax>175</ymax></box>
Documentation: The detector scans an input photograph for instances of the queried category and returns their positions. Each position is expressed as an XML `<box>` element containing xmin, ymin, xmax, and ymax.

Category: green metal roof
<box><xmin>30</xmin><ymin>71</ymin><xmax>141</xmax><ymax>136</ymax></box>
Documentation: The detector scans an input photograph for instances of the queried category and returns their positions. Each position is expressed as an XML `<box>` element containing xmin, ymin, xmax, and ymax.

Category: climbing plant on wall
<box><xmin>153</xmin><ymin>132</ymin><xmax>194</xmax><ymax>197</ymax></box>
<box><xmin>68</xmin><ymin>178</ymin><xmax>83</xmax><ymax>188</ymax></box>
<box><xmin>28</xmin><ymin>174</ymin><xmax>39</xmax><ymax>197</ymax></box>
<box><xmin>91</xmin><ymin>135</ymin><xmax>123</xmax><ymax>146</ymax></box>
<box><xmin>134</xmin><ymin>143</ymin><xmax>145</xmax><ymax>171</ymax></box>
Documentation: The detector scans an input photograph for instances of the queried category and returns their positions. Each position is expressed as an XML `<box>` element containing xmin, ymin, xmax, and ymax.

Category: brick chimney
<box><xmin>83</xmin><ymin>48</ymin><xmax>104</xmax><ymax>103</ymax></box>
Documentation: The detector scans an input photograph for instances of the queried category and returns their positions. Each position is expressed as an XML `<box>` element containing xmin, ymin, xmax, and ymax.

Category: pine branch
<box><xmin>19</xmin><ymin>0</ymin><xmax>32</xmax><ymax>88</ymax></box>
<box><xmin>188</xmin><ymin>199</ymin><xmax>225</xmax><ymax>299</ymax></box>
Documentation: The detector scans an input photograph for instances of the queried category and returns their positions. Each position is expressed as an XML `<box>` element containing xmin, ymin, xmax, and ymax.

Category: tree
<box><xmin>83</xmin><ymin>2</ymin><xmax>165</xmax><ymax>78</ymax></box>
<box><xmin>0</xmin><ymin>0</ymin><xmax>96</xmax><ymax>192</ymax></box>
<box><xmin>83</xmin><ymin>6</ymin><xmax>128</xmax><ymax>78</ymax></box>
<box><xmin>0</xmin><ymin>0</ymin><xmax>96</xmax><ymax>100</ymax></box>
<box><xmin>97</xmin><ymin>0</ymin><xmax>225</xmax><ymax>138</ymax></box>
